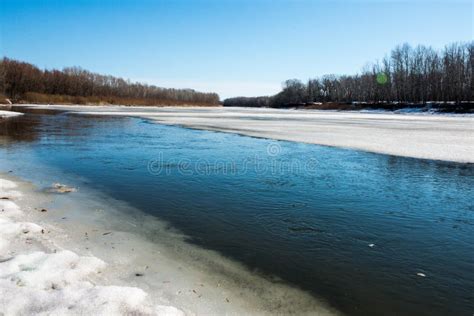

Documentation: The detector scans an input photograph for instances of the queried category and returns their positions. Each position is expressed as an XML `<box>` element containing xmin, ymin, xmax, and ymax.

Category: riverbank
<box><xmin>0</xmin><ymin>175</ymin><xmax>185</xmax><ymax>315</ymax></box>
<box><xmin>0</xmin><ymin>173</ymin><xmax>339</xmax><ymax>315</ymax></box>
<box><xmin>9</xmin><ymin>104</ymin><xmax>474</xmax><ymax>163</ymax></box>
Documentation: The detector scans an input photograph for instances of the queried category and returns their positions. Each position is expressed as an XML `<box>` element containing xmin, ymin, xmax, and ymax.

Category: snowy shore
<box><xmin>0</xmin><ymin>174</ymin><xmax>339</xmax><ymax>315</ymax></box>
<box><xmin>11</xmin><ymin>104</ymin><xmax>474</xmax><ymax>163</ymax></box>
<box><xmin>0</xmin><ymin>177</ymin><xmax>184</xmax><ymax>315</ymax></box>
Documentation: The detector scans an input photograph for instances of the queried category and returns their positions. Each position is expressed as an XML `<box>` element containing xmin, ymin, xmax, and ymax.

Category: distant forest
<box><xmin>224</xmin><ymin>42</ymin><xmax>473</xmax><ymax>111</ymax></box>
<box><xmin>0</xmin><ymin>58</ymin><xmax>220</xmax><ymax>106</ymax></box>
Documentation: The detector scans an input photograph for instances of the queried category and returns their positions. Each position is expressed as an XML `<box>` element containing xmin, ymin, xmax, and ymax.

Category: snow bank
<box><xmin>0</xmin><ymin>178</ymin><xmax>184</xmax><ymax>316</ymax></box>
<box><xmin>0</xmin><ymin>110</ymin><xmax>23</xmax><ymax>119</ymax></box>
<box><xmin>0</xmin><ymin>217</ymin><xmax>42</xmax><ymax>251</ymax></box>
<box><xmin>0</xmin><ymin>250</ymin><xmax>160</xmax><ymax>315</ymax></box>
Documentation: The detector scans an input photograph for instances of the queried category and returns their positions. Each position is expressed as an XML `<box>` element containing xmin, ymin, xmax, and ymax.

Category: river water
<box><xmin>1</xmin><ymin>108</ymin><xmax>473</xmax><ymax>315</ymax></box>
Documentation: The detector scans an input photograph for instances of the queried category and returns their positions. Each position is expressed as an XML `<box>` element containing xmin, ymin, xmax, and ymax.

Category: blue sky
<box><xmin>1</xmin><ymin>0</ymin><xmax>472</xmax><ymax>99</ymax></box>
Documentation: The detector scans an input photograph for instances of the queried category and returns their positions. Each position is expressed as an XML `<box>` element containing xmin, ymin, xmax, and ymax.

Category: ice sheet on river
<box><xmin>14</xmin><ymin>105</ymin><xmax>474</xmax><ymax>163</ymax></box>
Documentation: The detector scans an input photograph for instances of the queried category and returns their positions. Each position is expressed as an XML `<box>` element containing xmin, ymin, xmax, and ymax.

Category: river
<box><xmin>1</xmin><ymin>108</ymin><xmax>473</xmax><ymax>315</ymax></box>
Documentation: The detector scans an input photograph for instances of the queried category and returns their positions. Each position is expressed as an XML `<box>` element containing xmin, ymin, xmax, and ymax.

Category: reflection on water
<box><xmin>1</xmin><ymin>110</ymin><xmax>473</xmax><ymax>316</ymax></box>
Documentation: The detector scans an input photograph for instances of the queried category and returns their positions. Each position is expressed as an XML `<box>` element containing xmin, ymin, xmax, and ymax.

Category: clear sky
<box><xmin>1</xmin><ymin>0</ymin><xmax>472</xmax><ymax>99</ymax></box>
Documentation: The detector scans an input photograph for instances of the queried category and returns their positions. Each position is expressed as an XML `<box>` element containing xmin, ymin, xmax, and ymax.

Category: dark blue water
<box><xmin>1</xmin><ymin>110</ymin><xmax>473</xmax><ymax>316</ymax></box>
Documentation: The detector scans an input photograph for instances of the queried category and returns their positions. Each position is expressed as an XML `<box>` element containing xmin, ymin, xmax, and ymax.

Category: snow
<box><xmin>0</xmin><ymin>200</ymin><xmax>23</xmax><ymax>218</ymax></box>
<box><xmin>14</xmin><ymin>104</ymin><xmax>474</xmax><ymax>163</ymax></box>
<box><xmin>0</xmin><ymin>178</ymin><xmax>18</xmax><ymax>189</ymax></box>
<box><xmin>0</xmin><ymin>179</ymin><xmax>23</xmax><ymax>218</ymax></box>
<box><xmin>0</xmin><ymin>110</ymin><xmax>23</xmax><ymax>119</ymax></box>
<box><xmin>0</xmin><ymin>177</ymin><xmax>185</xmax><ymax>316</ymax></box>
<box><xmin>0</xmin><ymin>250</ymin><xmax>162</xmax><ymax>315</ymax></box>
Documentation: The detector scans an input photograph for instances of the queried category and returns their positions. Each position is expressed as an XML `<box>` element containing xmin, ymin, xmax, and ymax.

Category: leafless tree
<box><xmin>224</xmin><ymin>41</ymin><xmax>473</xmax><ymax>110</ymax></box>
<box><xmin>0</xmin><ymin>58</ymin><xmax>220</xmax><ymax>106</ymax></box>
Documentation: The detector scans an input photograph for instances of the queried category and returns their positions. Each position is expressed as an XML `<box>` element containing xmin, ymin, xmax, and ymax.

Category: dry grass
<box><xmin>20</xmin><ymin>92</ymin><xmax>219</xmax><ymax>107</ymax></box>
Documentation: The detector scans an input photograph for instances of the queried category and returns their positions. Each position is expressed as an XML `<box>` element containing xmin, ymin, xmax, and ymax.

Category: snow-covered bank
<box><xmin>0</xmin><ymin>110</ymin><xmax>23</xmax><ymax>119</ymax></box>
<box><xmin>0</xmin><ymin>178</ymin><xmax>183</xmax><ymax>315</ymax></box>
<box><xmin>12</xmin><ymin>104</ymin><xmax>474</xmax><ymax>163</ymax></box>
<box><xmin>0</xmin><ymin>174</ymin><xmax>339</xmax><ymax>315</ymax></box>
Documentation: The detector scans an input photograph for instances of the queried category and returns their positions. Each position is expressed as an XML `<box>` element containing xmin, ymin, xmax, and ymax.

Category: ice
<box><xmin>0</xmin><ymin>178</ymin><xmax>185</xmax><ymax>316</ymax></box>
<box><xmin>0</xmin><ymin>200</ymin><xmax>23</xmax><ymax>218</ymax></box>
<box><xmin>14</xmin><ymin>104</ymin><xmax>474</xmax><ymax>163</ymax></box>
<box><xmin>0</xmin><ymin>217</ymin><xmax>42</xmax><ymax>251</ymax></box>
<box><xmin>0</xmin><ymin>251</ymin><xmax>106</xmax><ymax>288</ymax></box>
<box><xmin>0</xmin><ymin>110</ymin><xmax>23</xmax><ymax>118</ymax></box>
<box><xmin>0</xmin><ymin>179</ymin><xmax>18</xmax><ymax>190</ymax></box>
<box><xmin>0</xmin><ymin>179</ymin><xmax>22</xmax><ymax>200</ymax></box>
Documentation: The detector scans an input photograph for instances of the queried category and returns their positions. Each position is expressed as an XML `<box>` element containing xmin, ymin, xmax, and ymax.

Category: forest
<box><xmin>224</xmin><ymin>42</ymin><xmax>473</xmax><ymax>111</ymax></box>
<box><xmin>1</xmin><ymin>41</ymin><xmax>472</xmax><ymax>110</ymax></box>
<box><xmin>0</xmin><ymin>58</ymin><xmax>220</xmax><ymax>106</ymax></box>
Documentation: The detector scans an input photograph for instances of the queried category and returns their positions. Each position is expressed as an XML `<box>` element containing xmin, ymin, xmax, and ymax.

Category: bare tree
<box><xmin>224</xmin><ymin>41</ymin><xmax>473</xmax><ymax>110</ymax></box>
<box><xmin>0</xmin><ymin>58</ymin><xmax>220</xmax><ymax>106</ymax></box>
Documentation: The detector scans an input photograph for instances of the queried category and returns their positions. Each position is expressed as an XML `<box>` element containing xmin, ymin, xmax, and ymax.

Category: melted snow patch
<box><xmin>0</xmin><ymin>250</ymin><xmax>106</xmax><ymax>289</ymax></box>
<box><xmin>0</xmin><ymin>217</ymin><xmax>42</xmax><ymax>252</ymax></box>
<box><xmin>0</xmin><ymin>190</ymin><xmax>22</xmax><ymax>199</ymax></box>
<box><xmin>0</xmin><ymin>250</ymin><xmax>184</xmax><ymax>315</ymax></box>
<box><xmin>0</xmin><ymin>179</ymin><xmax>22</xmax><ymax>201</ymax></box>
<box><xmin>0</xmin><ymin>179</ymin><xmax>18</xmax><ymax>190</ymax></box>
<box><xmin>0</xmin><ymin>200</ymin><xmax>23</xmax><ymax>218</ymax></box>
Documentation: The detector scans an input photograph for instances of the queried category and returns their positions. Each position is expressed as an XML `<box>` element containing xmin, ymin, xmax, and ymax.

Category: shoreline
<box><xmin>0</xmin><ymin>175</ymin><xmax>184</xmax><ymax>315</ymax></box>
<box><xmin>0</xmin><ymin>172</ymin><xmax>339</xmax><ymax>315</ymax></box>
<box><xmin>8</xmin><ymin>104</ymin><xmax>474</xmax><ymax>163</ymax></box>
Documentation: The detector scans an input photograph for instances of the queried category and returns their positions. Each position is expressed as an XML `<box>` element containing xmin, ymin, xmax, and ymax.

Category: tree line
<box><xmin>0</xmin><ymin>58</ymin><xmax>220</xmax><ymax>106</ymax></box>
<box><xmin>224</xmin><ymin>42</ymin><xmax>473</xmax><ymax>109</ymax></box>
